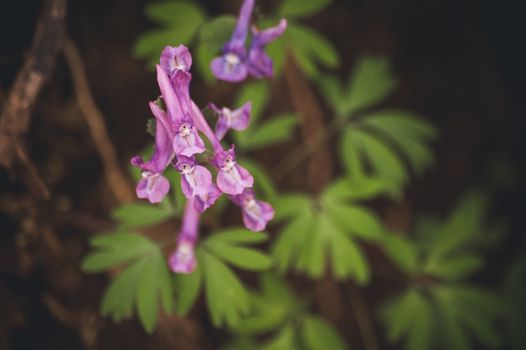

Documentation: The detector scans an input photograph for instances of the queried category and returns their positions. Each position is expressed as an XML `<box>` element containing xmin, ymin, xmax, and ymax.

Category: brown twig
<box><xmin>62</xmin><ymin>36</ymin><xmax>135</xmax><ymax>204</ymax></box>
<box><xmin>282</xmin><ymin>53</ymin><xmax>333</xmax><ymax>192</ymax></box>
<box><xmin>345</xmin><ymin>283</ymin><xmax>380</xmax><ymax>350</ymax></box>
<box><xmin>0</xmin><ymin>0</ymin><xmax>67</xmax><ymax>168</ymax></box>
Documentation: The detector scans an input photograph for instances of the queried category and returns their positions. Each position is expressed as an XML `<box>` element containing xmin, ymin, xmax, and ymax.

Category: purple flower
<box><xmin>131</xmin><ymin>102</ymin><xmax>175</xmax><ymax>203</ymax></box>
<box><xmin>210</xmin><ymin>0</ymin><xmax>254</xmax><ymax>82</ymax></box>
<box><xmin>247</xmin><ymin>19</ymin><xmax>287</xmax><ymax>79</ymax></box>
<box><xmin>160</xmin><ymin>45</ymin><xmax>192</xmax><ymax>76</ymax></box>
<box><xmin>175</xmin><ymin>155</ymin><xmax>213</xmax><ymax>199</ymax></box>
<box><xmin>232</xmin><ymin>189</ymin><xmax>275</xmax><ymax>232</ymax></box>
<box><xmin>169</xmin><ymin>198</ymin><xmax>199</xmax><ymax>274</ymax></box>
<box><xmin>172</xmin><ymin>117</ymin><xmax>206</xmax><ymax>157</ymax></box>
<box><xmin>209</xmin><ymin>102</ymin><xmax>251</xmax><ymax>140</ymax></box>
<box><xmin>194</xmin><ymin>184</ymin><xmax>222</xmax><ymax>213</ymax></box>
<box><xmin>213</xmin><ymin>146</ymin><xmax>253</xmax><ymax>195</ymax></box>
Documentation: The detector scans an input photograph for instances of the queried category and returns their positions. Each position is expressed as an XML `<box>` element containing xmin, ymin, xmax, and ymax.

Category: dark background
<box><xmin>0</xmin><ymin>0</ymin><xmax>524</xmax><ymax>349</ymax></box>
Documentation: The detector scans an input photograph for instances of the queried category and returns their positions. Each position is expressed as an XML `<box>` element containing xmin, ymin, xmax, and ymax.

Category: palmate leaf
<box><xmin>286</xmin><ymin>23</ymin><xmax>340</xmax><ymax>78</ymax></box>
<box><xmin>112</xmin><ymin>203</ymin><xmax>173</xmax><ymax>230</ymax></box>
<box><xmin>381</xmin><ymin>234</ymin><xmax>419</xmax><ymax>275</ymax></box>
<box><xmin>84</xmin><ymin>233</ymin><xmax>173</xmax><ymax>333</ymax></box>
<box><xmin>133</xmin><ymin>1</ymin><xmax>207</xmax><ymax>68</ymax></box>
<box><xmin>300</xmin><ymin>316</ymin><xmax>348</xmax><ymax>350</ymax></box>
<box><xmin>242</xmin><ymin>114</ymin><xmax>298</xmax><ymax>150</ymax></box>
<box><xmin>173</xmin><ymin>229</ymin><xmax>272</xmax><ymax>327</ymax></box>
<box><xmin>271</xmin><ymin>186</ymin><xmax>375</xmax><ymax>283</ymax></box>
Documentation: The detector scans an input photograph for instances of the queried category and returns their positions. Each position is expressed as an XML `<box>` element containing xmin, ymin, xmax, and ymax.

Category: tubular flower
<box><xmin>169</xmin><ymin>198</ymin><xmax>199</xmax><ymax>273</ymax></box>
<box><xmin>210</xmin><ymin>0</ymin><xmax>286</xmax><ymax>82</ymax></box>
<box><xmin>160</xmin><ymin>45</ymin><xmax>192</xmax><ymax>76</ymax></box>
<box><xmin>213</xmin><ymin>146</ymin><xmax>254</xmax><ymax>195</ymax></box>
<box><xmin>209</xmin><ymin>102</ymin><xmax>251</xmax><ymax>140</ymax></box>
<box><xmin>247</xmin><ymin>19</ymin><xmax>288</xmax><ymax>78</ymax></box>
<box><xmin>232</xmin><ymin>188</ymin><xmax>275</xmax><ymax>232</ymax></box>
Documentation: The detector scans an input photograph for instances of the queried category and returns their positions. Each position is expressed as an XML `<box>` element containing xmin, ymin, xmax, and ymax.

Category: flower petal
<box><xmin>210</xmin><ymin>55</ymin><xmax>248</xmax><ymax>82</ymax></box>
<box><xmin>160</xmin><ymin>45</ymin><xmax>192</xmax><ymax>75</ymax></box>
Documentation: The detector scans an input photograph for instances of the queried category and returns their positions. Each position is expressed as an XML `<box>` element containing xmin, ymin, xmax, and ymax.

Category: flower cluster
<box><xmin>131</xmin><ymin>45</ymin><xmax>275</xmax><ymax>274</ymax></box>
<box><xmin>211</xmin><ymin>0</ymin><xmax>287</xmax><ymax>82</ymax></box>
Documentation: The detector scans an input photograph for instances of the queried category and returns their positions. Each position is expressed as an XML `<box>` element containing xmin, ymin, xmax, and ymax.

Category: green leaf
<box><xmin>195</xmin><ymin>43</ymin><xmax>216</xmax><ymax>84</ymax></box>
<box><xmin>322</xmin><ymin>178</ymin><xmax>385</xmax><ymax>202</ymax></box>
<box><xmin>174</xmin><ymin>263</ymin><xmax>202</xmax><ymax>316</ymax></box>
<box><xmin>278</xmin><ymin>0</ymin><xmax>332</xmax><ymax>18</ymax></box>
<box><xmin>201</xmin><ymin>251</ymin><xmax>250</xmax><ymax>327</ymax></box>
<box><xmin>206</xmin><ymin>244</ymin><xmax>272</xmax><ymax>271</ymax></box>
<box><xmin>242</xmin><ymin>114</ymin><xmax>298</xmax><ymax>150</ymax></box>
<box><xmin>112</xmin><ymin>203</ymin><xmax>172</xmax><ymax>229</ymax></box>
<box><xmin>137</xmin><ymin>257</ymin><xmax>160</xmax><ymax>333</ymax></box>
<box><xmin>301</xmin><ymin>316</ymin><xmax>348</xmax><ymax>350</ymax></box>
<box><xmin>101</xmin><ymin>259</ymin><xmax>148</xmax><ymax>321</ymax></box>
<box><xmin>318</xmin><ymin>76</ymin><xmax>348</xmax><ymax>115</ymax></box>
<box><xmin>234</xmin><ymin>81</ymin><xmax>270</xmax><ymax>126</ymax></box>
<box><xmin>205</xmin><ymin>228</ymin><xmax>268</xmax><ymax>246</ymax></box>
<box><xmin>145</xmin><ymin>1</ymin><xmax>206</xmax><ymax>25</ymax></box>
<box><xmin>346</xmin><ymin>55</ymin><xmax>396</xmax><ymax>113</ymax></box>
<box><xmin>199</xmin><ymin>15</ymin><xmax>236</xmax><ymax>51</ymax></box>
<box><xmin>82</xmin><ymin>233</ymin><xmax>157</xmax><ymax>272</ymax></box>
<box><xmin>272</xmin><ymin>213</ymin><xmax>315</xmax><ymax>272</ymax></box>
<box><xmin>425</xmin><ymin>254</ymin><xmax>483</xmax><ymax>281</ymax></box>
<box><xmin>343</xmin><ymin>127</ymin><xmax>407</xmax><ymax>197</ymax></box>
<box><xmin>240</xmin><ymin>159</ymin><xmax>277</xmax><ymax>200</ymax></box>
<box><xmin>287</xmin><ymin>23</ymin><xmax>340</xmax><ymax>77</ymax></box>
<box><xmin>381</xmin><ymin>290</ymin><xmax>423</xmax><ymax>343</ymax></box>
<box><xmin>262</xmin><ymin>325</ymin><xmax>298</xmax><ymax>350</ymax></box>
<box><xmin>381</xmin><ymin>234</ymin><xmax>419</xmax><ymax>274</ymax></box>
<box><xmin>324</xmin><ymin>201</ymin><xmax>384</xmax><ymax>241</ymax></box>
<box><xmin>273</xmin><ymin>194</ymin><xmax>311</xmax><ymax>222</ymax></box>
<box><xmin>362</xmin><ymin>110</ymin><xmax>438</xmax><ymax>175</ymax></box>
<box><xmin>405</xmin><ymin>293</ymin><xmax>433</xmax><ymax>350</ymax></box>
<box><xmin>429</xmin><ymin>191</ymin><xmax>488</xmax><ymax>257</ymax></box>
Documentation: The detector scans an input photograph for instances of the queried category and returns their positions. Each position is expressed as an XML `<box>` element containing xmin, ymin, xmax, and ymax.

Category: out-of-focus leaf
<box><xmin>287</xmin><ymin>23</ymin><xmax>340</xmax><ymax>77</ymax></box>
<box><xmin>195</xmin><ymin>43</ymin><xmax>217</xmax><ymax>84</ymax></box>
<box><xmin>174</xmin><ymin>263</ymin><xmax>202</xmax><ymax>316</ymax></box>
<box><xmin>381</xmin><ymin>234</ymin><xmax>419</xmax><ymax>274</ymax></box>
<box><xmin>234</xmin><ymin>81</ymin><xmax>270</xmax><ymax>126</ymax></box>
<box><xmin>205</xmin><ymin>228</ymin><xmax>268</xmax><ymax>246</ymax></box>
<box><xmin>405</xmin><ymin>293</ymin><xmax>433</xmax><ymax>350</ymax></box>
<box><xmin>273</xmin><ymin>194</ymin><xmax>311</xmax><ymax>222</ymax></box>
<box><xmin>278</xmin><ymin>0</ymin><xmax>332</xmax><ymax>18</ymax></box>
<box><xmin>112</xmin><ymin>203</ymin><xmax>172</xmax><ymax>229</ymax></box>
<box><xmin>82</xmin><ymin>233</ymin><xmax>157</xmax><ymax>272</ymax></box>
<box><xmin>272</xmin><ymin>213</ymin><xmax>314</xmax><ymax>272</ymax></box>
<box><xmin>425</xmin><ymin>254</ymin><xmax>483</xmax><ymax>281</ymax></box>
<box><xmin>202</xmin><ymin>251</ymin><xmax>250</xmax><ymax>327</ymax></box>
<box><xmin>198</xmin><ymin>15</ymin><xmax>236</xmax><ymax>50</ymax></box>
<box><xmin>101</xmin><ymin>258</ymin><xmax>147</xmax><ymax>321</ymax></box>
<box><xmin>243</xmin><ymin>114</ymin><xmax>298</xmax><ymax>150</ymax></box>
<box><xmin>300</xmin><ymin>316</ymin><xmax>348</xmax><ymax>350</ymax></box>
<box><xmin>343</xmin><ymin>127</ymin><xmax>407</xmax><ymax>198</ymax></box>
<box><xmin>346</xmin><ymin>55</ymin><xmax>396</xmax><ymax>113</ymax></box>
<box><xmin>429</xmin><ymin>191</ymin><xmax>488</xmax><ymax>257</ymax></box>
<box><xmin>324</xmin><ymin>200</ymin><xmax>384</xmax><ymax>241</ymax></box>
<box><xmin>262</xmin><ymin>325</ymin><xmax>298</xmax><ymax>350</ymax></box>
<box><xmin>362</xmin><ymin>110</ymin><xmax>437</xmax><ymax>175</ymax></box>
<box><xmin>318</xmin><ymin>76</ymin><xmax>348</xmax><ymax>115</ymax></box>
<box><xmin>382</xmin><ymin>290</ymin><xmax>423</xmax><ymax>343</ymax></box>
<box><xmin>206</xmin><ymin>244</ymin><xmax>272</xmax><ymax>271</ymax></box>
<box><xmin>145</xmin><ymin>1</ymin><xmax>206</xmax><ymax>25</ymax></box>
<box><xmin>322</xmin><ymin>178</ymin><xmax>385</xmax><ymax>202</ymax></box>
<box><xmin>137</xmin><ymin>256</ymin><xmax>160</xmax><ymax>333</ymax></box>
<box><xmin>240</xmin><ymin>159</ymin><xmax>277</xmax><ymax>200</ymax></box>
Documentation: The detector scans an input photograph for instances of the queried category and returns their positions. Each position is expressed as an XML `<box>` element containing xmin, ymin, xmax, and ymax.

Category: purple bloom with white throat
<box><xmin>169</xmin><ymin>198</ymin><xmax>199</xmax><ymax>274</ymax></box>
<box><xmin>194</xmin><ymin>184</ymin><xmax>222</xmax><ymax>213</ymax></box>
<box><xmin>213</xmin><ymin>146</ymin><xmax>253</xmax><ymax>195</ymax></box>
<box><xmin>175</xmin><ymin>155</ymin><xmax>213</xmax><ymax>199</ymax></box>
<box><xmin>247</xmin><ymin>19</ymin><xmax>287</xmax><ymax>79</ymax></box>
<box><xmin>160</xmin><ymin>45</ymin><xmax>192</xmax><ymax>76</ymax></box>
<box><xmin>209</xmin><ymin>102</ymin><xmax>251</xmax><ymax>140</ymax></box>
<box><xmin>173</xmin><ymin>117</ymin><xmax>206</xmax><ymax>157</ymax></box>
<box><xmin>131</xmin><ymin>102</ymin><xmax>174</xmax><ymax>204</ymax></box>
<box><xmin>210</xmin><ymin>0</ymin><xmax>254</xmax><ymax>82</ymax></box>
<box><xmin>232</xmin><ymin>189</ymin><xmax>274</xmax><ymax>232</ymax></box>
